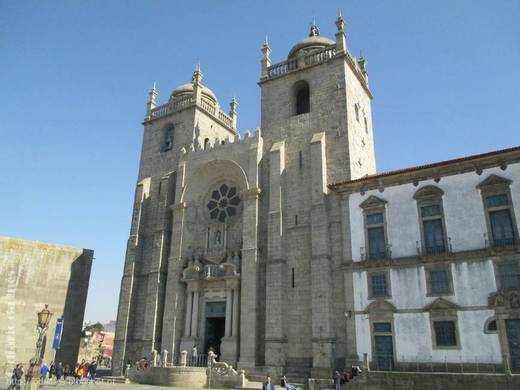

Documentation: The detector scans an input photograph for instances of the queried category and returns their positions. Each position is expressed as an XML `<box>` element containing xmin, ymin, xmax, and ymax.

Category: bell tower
<box><xmin>259</xmin><ymin>14</ymin><xmax>375</xmax><ymax>375</ymax></box>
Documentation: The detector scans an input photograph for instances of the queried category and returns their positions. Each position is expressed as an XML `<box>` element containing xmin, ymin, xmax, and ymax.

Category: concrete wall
<box><xmin>0</xmin><ymin>236</ymin><xmax>93</xmax><ymax>377</ymax></box>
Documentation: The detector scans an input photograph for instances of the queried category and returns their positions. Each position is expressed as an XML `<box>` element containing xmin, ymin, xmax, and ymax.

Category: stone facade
<box><xmin>0</xmin><ymin>236</ymin><xmax>93</xmax><ymax>377</ymax></box>
<box><xmin>113</xmin><ymin>13</ymin><xmax>520</xmax><ymax>383</ymax></box>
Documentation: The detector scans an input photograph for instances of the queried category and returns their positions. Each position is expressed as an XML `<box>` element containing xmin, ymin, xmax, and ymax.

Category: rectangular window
<box><xmin>366</xmin><ymin>212</ymin><xmax>386</xmax><ymax>260</ymax></box>
<box><xmin>299</xmin><ymin>151</ymin><xmax>303</xmax><ymax>169</ymax></box>
<box><xmin>373</xmin><ymin>322</ymin><xmax>391</xmax><ymax>333</ymax></box>
<box><xmin>429</xmin><ymin>269</ymin><xmax>451</xmax><ymax>295</ymax></box>
<box><xmin>367</xmin><ymin>213</ymin><xmax>384</xmax><ymax>225</ymax></box>
<box><xmin>368</xmin><ymin>227</ymin><xmax>386</xmax><ymax>259</ymax></box>
<box><xmin>421</xmin><ymin>204</ymin><xmax>441</xmax><ymax>218</ymax></box>
<box><xmin>370</xmin><ymin>272</ymin><xmax>389</xmax><ymax>298</ymax></box>
<box><xmin>486</xmin><ymin>194</ymin><xmax>509</xmax><ymax>208</ymax></box>
<box><xmin>498</xmin><ymin>262</ymin><xmax>520</xmax><ymax>289</ymax></box>
<box><xmin>423</xmin><ymin>219</ymin><xmax>446</xmax><ymax>254</ymax></box>
<box><xmin>490</xmin><ymin>209</ymin><xmax>515</xmax><ymax>246</ymax></box>
<box><xmin>433</xmin><ymin>321</ymin><xmax>457</xmax><ymax>347</ymax></box>
<box><xmin>291</xmin><ymin>268</ymin><xmax>295</xmax><ymax>288</ymax></box>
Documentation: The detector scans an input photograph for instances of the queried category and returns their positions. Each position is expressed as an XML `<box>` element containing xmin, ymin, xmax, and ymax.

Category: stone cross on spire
<box><xmin>192</xmin><ymin>63</ymin><xmax>203</xmax><ymax>86</ymax></box>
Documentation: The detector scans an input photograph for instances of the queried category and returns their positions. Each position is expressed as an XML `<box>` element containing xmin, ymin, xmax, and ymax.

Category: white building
<box><xmin>331</xmin><ymin>148</ymin><xmax>520</xmax><ymax>372</ymax></box>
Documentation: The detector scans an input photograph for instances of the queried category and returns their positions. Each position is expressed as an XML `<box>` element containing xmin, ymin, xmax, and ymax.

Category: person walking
<box><xmin>262</xmin><ymin>376</ymin><xmax>275</xmax><ymax>390</ymax></box>
<box><xmin>54</xmin><ymin>363</ymin><xmax>63</xmax><ymax>384</ymax></box>
<box><xmin>29</xmin><ymin>360</ymin><xmax>41</xmax><ymax>390</ymax></box>
<box><xmin>87</xmin><ymin>361</ymin><xmax>97</xmax><ymax>382</ymax></box>
<box><xmin>48</xmin><ymin>362</ymin><xmax>55</xmax><ymax>381</ymax></box>
<box><xmin>7</xmin><ymin>363</ymin><xmax>24</xmax><ymax>390</ymax></box>
<box><xmin>63</xmin><ymin>365</ymin><xmax>70</xmax><ymax>381</ymax></box>
<box><xmin>39</xmin><ymin>363</ymin><xmax>49</xmax><ymax>385</ymax></box>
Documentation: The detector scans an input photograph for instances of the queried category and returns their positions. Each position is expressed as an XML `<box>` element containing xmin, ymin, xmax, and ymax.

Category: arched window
<box><xmin>163</xmin><ymin>125</ymin><xmax>174</xmax><ymax>151</ymax></box>
<box><xmin>204</xmin><ymin>138</ymin><xmax>210</xmax><ymax>150</ymax></box>
<box><xmin>294</xmin><ymin>81</ymin><xmax>310</xmax><ymax>115</ymax></box>
<box><xmin>484</xmin><ymin>317</ymin><xmax>497</xmax><ymax>334</ymax></box>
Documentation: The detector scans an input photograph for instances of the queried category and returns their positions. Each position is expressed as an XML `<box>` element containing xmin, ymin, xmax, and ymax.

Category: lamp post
<box><xmin>35</xmin><ymin>304</ymin><xmax>52</xmax><ymax>361</ymax></box>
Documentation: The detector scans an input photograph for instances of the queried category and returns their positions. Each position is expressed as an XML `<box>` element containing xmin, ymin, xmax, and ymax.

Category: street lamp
<box><xmin>35</xmin><ymin>304</ymin><xmax>52</xmax><ymax>361</ymax></box>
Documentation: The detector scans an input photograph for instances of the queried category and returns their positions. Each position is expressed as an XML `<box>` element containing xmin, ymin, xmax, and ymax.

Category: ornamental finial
<box><xmin>309</xmin><ymin>18</ymin><xmax>320</xmax><ymax>37</ymax></box>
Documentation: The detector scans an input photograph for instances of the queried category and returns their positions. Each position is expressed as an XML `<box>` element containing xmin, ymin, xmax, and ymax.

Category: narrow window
<box><xmin>367</xmin><ymin>213</ymin><xmax>386</xmax><ymax>260</ymax></box>
<box><xmin>204</xmin><ymin>138</ymin><xmax>210</xmax><ymax>150</ymax></box>
<box><xmin>294</xmin><ymin>81</ymin><xmax>310</xmax><ymax>115</ymax></box>
<box><xmin>364</xmin><ymin>116</ymin><xmax>368</xmax><ymax>133</ymax></box>
<box><xmin>414</xmin><ymin>186</ymin><xmax>447</xmax><ymax>255</ymax></box>
<box><xmin>295</xmin><ymin>215</ymin><xmax>298</xmax><ymax>225</ymax></box>
<box><xmin>360</xmin><ymin>195</ymin><xmax>389</xmax><ymax>261</ymax></box>
<box><xmin>421</xmin><ymin>205</ymin><xmax>446</xmax><ymax>254</ymax></box>
<box><xmin>498</xmin><ymin>262</ymin><xmax>520</xmax><ymax>289</ymax></box>
<box><xmin>164</xmin><ymin>125</ymin><xmax>174</xmax><ymax>151</ymax></box>
<box><xmin>478</xmin><ymin>174</ymin><xmax>518</xmax><ymax>248</ymax></box>
<box><xmin>299</xmin><ymin>151</ymin><xmax>303</xmax><ymax>168</ymax></box>
<box><xmin>433</xmin><ymin>321</ymin><xmax>457</xmax><ymax>347</ymax></box>
<box><xmin>369</xmin><ymin>272</ymin><xmax>389</xmax><ymax>298</ymax></box>
<box><xmin>487</xmin><ymin>194</ymin><xmax>515</xmax><ymax>247</ymax></box>
<box><xmin>291</xmin><ymin>268</ymin><xmax>295</xmax><ymax>288</ymax></box>
<box><xmin>355</xmin><ymin>104</ymin><xmax>360</xmax><ymax>122</ymax></box>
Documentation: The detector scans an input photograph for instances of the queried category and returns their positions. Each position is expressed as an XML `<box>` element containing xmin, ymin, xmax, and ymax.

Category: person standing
<box><xmin>333</xmin><ymin>370</ymin><xmax>341</xmax><ymax>390</ymax></box>
<box><xmin>262</xmin><ymin>376</ymin><xmax>275</xmax><ymax>390</ymax></box>
<box><xmin>191</xmin><ymin>345</ymin><xmax>198</xmax><ymax>366</ymax></box>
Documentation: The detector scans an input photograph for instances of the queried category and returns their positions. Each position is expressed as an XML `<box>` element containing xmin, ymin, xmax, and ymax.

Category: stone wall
<box><xmin>0</xmin><ymin>236</ymin><xmax>93</xmax><ymax>377</ymax></box>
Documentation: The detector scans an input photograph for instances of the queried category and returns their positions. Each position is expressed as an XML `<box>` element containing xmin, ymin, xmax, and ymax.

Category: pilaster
<box><xmin>309</xmin><ymin>132</ymin><xmax>334</xmax><ymax>371</ymax></box>
<box><xmin>265</xmin><ymin>141</ymin><xmax>287</xmax><ymax>366</ymax></box>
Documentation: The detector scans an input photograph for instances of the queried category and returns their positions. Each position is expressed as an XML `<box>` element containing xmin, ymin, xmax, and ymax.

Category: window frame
<box><xmin>484</xmin><ymin>317</ymin><xmax>498</xmax><ymax>334</ymax></box>
<box><xmin>425</xmin><ymin>264</ymin><xmax>454</xmax><ymax>297</ymax></box>
<box><xmin>359</xmin><ymin>195</ymin><xmax>390</xmax><ymax>261</ymax></box>
<box><xmin>368</xmin><ymin>270</ymin><xmax>392</xmax><ymax>299</ymax></box>
<box><xmin>477</xmin><ymin>174</ymin><xmax>518</xmax><ymax>248</ymax></box>
<box><xmin>493</xmin><ymin>260</ymin><xmax>520</xmax><ymax>290</ymax></box>
<box><xmin>414</xmin><ymin>186</ymin><xmax>449</xmax><ymax>256</ymax></box>
<box><xmin>427</xmin><ymin>298</ymin><xmax>461</xmax><ymax>350</ymax></box>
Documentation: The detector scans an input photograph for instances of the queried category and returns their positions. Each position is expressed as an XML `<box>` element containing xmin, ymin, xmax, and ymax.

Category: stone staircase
<box><xmin>284</xmin><ymin>357</ymin><xmax>312</xmax><ymax>388</ymax></box>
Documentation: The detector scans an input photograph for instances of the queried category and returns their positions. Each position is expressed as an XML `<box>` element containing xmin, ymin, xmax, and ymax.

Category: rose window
<box><xmin>207</xmin><ymin>184</ymin><xmax>240</xmax><ymax>222</ymax></box>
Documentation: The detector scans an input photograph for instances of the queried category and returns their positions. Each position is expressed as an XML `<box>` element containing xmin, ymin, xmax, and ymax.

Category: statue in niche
<box><xmin>214</xmin><ymin>230</ymin><xmax>222</xmax><ymax>246</ymax></box>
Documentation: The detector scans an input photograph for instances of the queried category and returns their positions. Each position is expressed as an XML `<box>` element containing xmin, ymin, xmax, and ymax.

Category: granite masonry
<box><xmin>113</xmin><ymin>14</ymin><xmax>520</xmax><ymax>386</ymax></box>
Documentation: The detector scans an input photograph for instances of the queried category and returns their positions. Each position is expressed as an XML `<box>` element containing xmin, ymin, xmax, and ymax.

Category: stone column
<box><xmin>191</xmin><ymin>290</ymin><xmax>199</xmax><ymax>337</ymax></box>
<box><xmin>232</xmin><ymin>289</ymin><xmax>239</xmax><ymax>337</ymax></box>
<box><xmin>184</xmin><ymin>290</ymin><xmax>193</xmax><ymax>337</ymax></box>
<box><xmin>225</xmin><ymin>289</ymin><xmax>233</xmax><ymax>337</ymax></box>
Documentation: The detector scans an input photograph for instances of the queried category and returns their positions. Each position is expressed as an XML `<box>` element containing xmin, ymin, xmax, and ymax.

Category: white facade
<box><xmin>348</xmin><ymin>162</ymin><xmax>520</xmax><ymax>366</ymax></box>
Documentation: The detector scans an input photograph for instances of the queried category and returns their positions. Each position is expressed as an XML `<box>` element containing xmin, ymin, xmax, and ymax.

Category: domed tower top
<box><xmin>287</xmin><ymin>22</ymin><xmax>335</xmax><ymax>59</ymax></box>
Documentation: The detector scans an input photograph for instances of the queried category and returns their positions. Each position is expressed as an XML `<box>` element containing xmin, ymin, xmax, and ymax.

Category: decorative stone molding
<box><xmin>489</xmin><ymin>289</ymin><xmax>520</xmax><ymax>310</ymax></box>
<box><xmin>241</xmin><ymin>187</ymin><xmax>261</xmax><ymax>200</ymax></box>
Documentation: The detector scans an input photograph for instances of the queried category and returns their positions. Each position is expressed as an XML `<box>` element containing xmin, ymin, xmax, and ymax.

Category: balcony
<box><xmin>360</xmin><ymin>245</ymin><xmax>392</xmax><ymax>261</ymax></box>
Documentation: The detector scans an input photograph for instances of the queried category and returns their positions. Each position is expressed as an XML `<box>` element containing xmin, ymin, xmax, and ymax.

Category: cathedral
<box><xmin>113</xmin><ymin>14</ymin><xmax>520</xmax><ymax>381</ymax></box>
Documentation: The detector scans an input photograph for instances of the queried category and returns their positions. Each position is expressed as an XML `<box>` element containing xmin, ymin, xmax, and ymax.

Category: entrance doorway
<box><xmin>204</xmin><ymin>302</ymin><xmax>226</xmax><ymax>357</ymax></box>
<box><xmin>506</xmin><ymin>319</ymin><xmax>520</xmax><ymax>372</ymax></box>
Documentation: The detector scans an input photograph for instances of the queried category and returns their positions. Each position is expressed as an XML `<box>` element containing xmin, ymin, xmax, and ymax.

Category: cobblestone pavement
<box><xmin>0</xmin><ymin>381</ymin><xmax>210</xmax><ymax>390</ymax></box>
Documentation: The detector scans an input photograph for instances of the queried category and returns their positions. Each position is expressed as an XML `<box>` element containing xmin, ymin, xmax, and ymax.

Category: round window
<box><xmin>206</xmin><ymin>184</ymin><xmax>241</xmax><ymax>222</ymax></box>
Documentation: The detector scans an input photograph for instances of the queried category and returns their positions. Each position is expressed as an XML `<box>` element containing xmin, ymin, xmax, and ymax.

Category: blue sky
<box><xmin>1</xmin><ymin>1</ymin><xmax>519</xmax><ymax>323</ymax></box>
